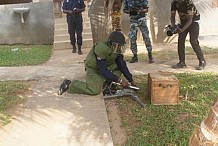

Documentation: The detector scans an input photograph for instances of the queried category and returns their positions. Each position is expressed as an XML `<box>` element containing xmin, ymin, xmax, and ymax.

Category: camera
<box><xmin>164</xmin><ymin>24</ymin><xmax>180</xmax><ymax>36</ymax></box>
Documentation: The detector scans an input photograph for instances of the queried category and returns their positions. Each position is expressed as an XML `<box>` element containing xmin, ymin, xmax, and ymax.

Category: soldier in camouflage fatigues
<box><xmin>123</xmin><ymin>0</ymin><xmax>154</xmax><ymax>63</ymax></box>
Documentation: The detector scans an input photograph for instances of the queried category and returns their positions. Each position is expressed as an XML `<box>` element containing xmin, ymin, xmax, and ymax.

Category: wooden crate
<box><xmin>148</xmin><ymin>72</ymin><xmax>179</xmax><ymax>105</ymax></box>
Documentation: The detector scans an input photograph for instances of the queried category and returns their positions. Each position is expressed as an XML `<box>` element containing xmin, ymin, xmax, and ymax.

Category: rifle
<box><xmin>103</xmin><ymin>82</ymin><xmax>146</xmax><ymax>108</ymax></box>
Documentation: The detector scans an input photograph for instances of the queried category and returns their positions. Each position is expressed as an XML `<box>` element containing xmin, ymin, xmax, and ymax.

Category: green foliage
<box><xmin>117</xmin><ymin>73</ymin><xmax>218</xmax><ymax>146</ymax></box>
<box><xmin>0</xmin><ymin>45</ymin><xmax>52</xmax><ymax>67</ymax></box>
<box><xmin>0</xmin><ymin>81</ymin><xmax>29</xmax><ymax>125</ymax></box>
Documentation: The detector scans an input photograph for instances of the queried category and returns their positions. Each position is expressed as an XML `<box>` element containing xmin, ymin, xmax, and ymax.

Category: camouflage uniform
<box><xmin>123</xmin><ymin>0</ymin><xmax>153</xmax><ymax>55</ymax></box>
<box><xmin>68</xmin><ymin>42</ymin><xmax>122</xmax><ymax>95</ymax></box>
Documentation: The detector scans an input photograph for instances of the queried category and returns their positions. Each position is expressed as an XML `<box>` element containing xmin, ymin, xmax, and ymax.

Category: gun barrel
<box><xmin>112</xmin><ymin>82</ymin><xmax>140</xmax><ymax>90</ymax></box>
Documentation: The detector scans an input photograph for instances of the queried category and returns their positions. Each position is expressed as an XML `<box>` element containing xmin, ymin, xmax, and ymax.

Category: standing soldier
<box><xmin>123</xmin><ymin>0</ymin><xmax>154</xmax><ymax>63</ymax></box>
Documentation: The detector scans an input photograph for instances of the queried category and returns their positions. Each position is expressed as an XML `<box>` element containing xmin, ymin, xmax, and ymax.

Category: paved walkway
<box><xmin>0</xmin><ymin>42</ymin><xmax>218</xmax><ymax>146</ymax></box>
<box><xmin>0</xmin><ymin>49</ymin><xmax>113</xmax><ymax>146</ymax></box>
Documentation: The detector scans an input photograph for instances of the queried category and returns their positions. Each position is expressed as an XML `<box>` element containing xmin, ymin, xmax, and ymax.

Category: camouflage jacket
<box><xmin>123</xmin><ymin>0</ymin><xmax>149</xmax><ymax>19</ymax></box>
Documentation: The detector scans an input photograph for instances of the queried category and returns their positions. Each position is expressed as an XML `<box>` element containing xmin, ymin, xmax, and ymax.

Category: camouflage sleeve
<box><xmin>94</xmin><ymin>42</ymin><xmax>111</xmax><ymax>60</ymax></box>
<box><xmin>186</xmin><ymin>0</ymin><xmax>195</xmax><ymax>16</ymax></box>
<box><xmin>171</xmin><ymin>0</ymin><xmax>177</xmax><ymax>13</ymax></box>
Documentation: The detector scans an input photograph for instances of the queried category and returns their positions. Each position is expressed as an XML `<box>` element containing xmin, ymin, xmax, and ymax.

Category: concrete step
<box><xmin>55</xmin><ymin>22</ymin><xmax>91</xmax><ymax>30</ymax></box>
<box><xmin>55</xmin><ymin>15</ymin><xmax>90</xmax><ymax>24</ymax></box>
<box><xmin>53</xmin><ymin>39</ymin><xmax>93</xmax><ymax>50</ymax></box>
<box><xmin>54</xmin><ymin>27</ymin><xmax>92</xmax><ymax>35</ymax></box>
<box><xmin>54</xmin><ymin>33</ymin><xmax>92</xmax><ymax>42</ymax></box>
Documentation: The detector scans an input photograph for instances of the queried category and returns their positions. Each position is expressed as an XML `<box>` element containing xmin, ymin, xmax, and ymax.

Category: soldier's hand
<box><xmin>119</xmin><ymin>78</ymin><xmax>129</xmax><ymax>88</ymax></box>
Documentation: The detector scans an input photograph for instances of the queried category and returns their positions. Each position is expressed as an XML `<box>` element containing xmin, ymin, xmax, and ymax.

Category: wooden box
<box><xmin>148</xmin><ymin>72</ymin><xmax>179</xmax><ymax>105</ymax></box>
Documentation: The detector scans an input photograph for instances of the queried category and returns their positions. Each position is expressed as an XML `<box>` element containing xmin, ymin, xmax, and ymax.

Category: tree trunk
<box><xmin>89</xmin><ymin>0</ymin><xmax>114</xmax><ymax>44</ymax></box>
<box><xmin>189</xmin><ymin>98</ymin><xmax>218</xmax><ymax>146</ymax></box>
<box><xmin>152</xmin><ymin>0</ymin><xmax>171</xmax><ymax>43</ymax></box>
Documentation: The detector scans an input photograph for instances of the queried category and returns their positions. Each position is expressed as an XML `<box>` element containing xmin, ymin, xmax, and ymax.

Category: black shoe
<box><xmin>129</xmin><ymin>55</ymin><xmax>138</xmax><ymax>63</ymax></box>
<box><xmin>78</xmin><ymin>50</ymin><xmax>83</xmax><ymax>55</ymax></box>
<box><xmin>148</xmin><ymin>52</ymin><xmax>154</xmax><ymax>63</ymax></box>
<box><xmin>72</xmin><ymin>46</ymin><xmax>76</xmax><ymax>53</ymax></box>
<box><xmin>196</xmin><ymin>61</ymin><xmax>206</xmax><ymax>70</ymax></box>
<box><xmin>78</xmin><ymin>47</ymin><xmax>82</xmax><ymax>55</ymax></box>
<box><xmin>58</xmin><ymin>79</ymin><xmax>71</xmax><ymax>95</ymax></box>
<box><xmin>172</xmin><ymin>62</ymin><xmax>187</xmax><ymax>69</ymax></box>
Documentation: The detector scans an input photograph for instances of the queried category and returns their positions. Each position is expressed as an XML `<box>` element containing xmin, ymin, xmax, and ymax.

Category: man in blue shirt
<box><xmin>62</xmin><ymin>0</ymin><xmax>86</xmax><ymax>55</ymax></box>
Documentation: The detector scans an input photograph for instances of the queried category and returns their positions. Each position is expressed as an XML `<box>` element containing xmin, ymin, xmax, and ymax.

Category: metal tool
<box><xmin>103</xmin><ymin>82</ymin><xmax>146</xmax><ymax>108</ymax></box>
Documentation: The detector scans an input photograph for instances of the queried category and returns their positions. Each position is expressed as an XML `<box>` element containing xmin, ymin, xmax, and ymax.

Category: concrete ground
<box><xmin>0</xmin><ymin>41</ymin><xmax>218</xmax><ymax>146</ymax></box>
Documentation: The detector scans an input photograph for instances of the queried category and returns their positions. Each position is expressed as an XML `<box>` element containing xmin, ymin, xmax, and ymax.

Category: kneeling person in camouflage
<box><xmin>58</xmin><ymin>31</ymin><xmax>136</xmax><ymax>95</ymax></box>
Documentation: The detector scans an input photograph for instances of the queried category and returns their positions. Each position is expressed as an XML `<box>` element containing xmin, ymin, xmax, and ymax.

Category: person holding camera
<box><xmin>171</xmin><ymin>0</ymin><xmax>206</xmax><ymax>70</ymax></box>
<box><xmin>58</xmin><ymin>31</ymin><xmax>137</xmax><ymax>95</ymax></box>
<box><xmin>123</xmin><ymin>0</ymin><xmax>154</xmax><ymax>63</ymax></box>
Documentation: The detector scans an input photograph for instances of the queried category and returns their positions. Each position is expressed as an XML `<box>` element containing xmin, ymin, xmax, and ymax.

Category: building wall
<box><xmin>0</xmin><ymin>1</ymin><xmax>54</xmax><ymax>45</ymax></box>
<box><xmin>0</xmin><ymin>0</ymin><xmax>32</xmax><ymax>5</ymax></box>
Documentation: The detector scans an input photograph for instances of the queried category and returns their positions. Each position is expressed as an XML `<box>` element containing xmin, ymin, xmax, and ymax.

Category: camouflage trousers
<box><xmin>68</xmin><ymin>67</ymin><xmax>122</xmax><ymax>95</ymax></box>
<box><xmin>128</xmin><ymin>17</ymin><xmax>152</xmax><ymax>55</ymax></box>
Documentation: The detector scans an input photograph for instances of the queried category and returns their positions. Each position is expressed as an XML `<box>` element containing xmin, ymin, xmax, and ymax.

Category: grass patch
<box><xmin>124</xmin><ymin>46</ymin><xmax>218</xmax><ymax>61</ymax></box>
<box><xmin>0</xmin><ymin>45</ymin><xmax>52</xmax><ymax>67</ymax></box>
<box><xmin>115</xmin><ymin>72</ymin><xmax>218</xmax><ymax>146</ymax></box>
<box><xmin>0</xmin><ymin>81</ymin><xmax>30</xmax><ymax>125</ymax></box>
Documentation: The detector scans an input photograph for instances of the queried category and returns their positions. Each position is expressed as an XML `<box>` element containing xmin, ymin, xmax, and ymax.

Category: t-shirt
<box><xmin>62</xmin><ymin>0</ymin><xmax>86</xmax><ymax>11</ymax></box>
<box><xmin>171</xmin><ymin>0</ymin><xmax>200</xmax><ymax>23</ymax></box>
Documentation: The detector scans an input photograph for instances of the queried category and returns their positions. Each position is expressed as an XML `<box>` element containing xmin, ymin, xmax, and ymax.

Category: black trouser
<box><xmin>178</xmin><ymin>22</ymin><xmax>205</xmax><ymax>63</ymax></box>
<box><xmin>67</xmin><ymin>14</ymin><xmax>83</xmax><ymax>47</ymax></box>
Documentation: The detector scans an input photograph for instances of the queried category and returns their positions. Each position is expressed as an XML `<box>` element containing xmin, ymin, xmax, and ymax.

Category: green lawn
<box><xmin>0</xmin><ymin>45</ymin><xmax>52</xmax><ymax>67</ymax></box>
<box><xmin>116</xmin><ymin>73</ymin><xmax>218</xmax><ymax>146</ymax></box>
<box><xmin>0</xmin><ymin>45</ymin><xmax>52</xmax><ymax>125</ymax></box>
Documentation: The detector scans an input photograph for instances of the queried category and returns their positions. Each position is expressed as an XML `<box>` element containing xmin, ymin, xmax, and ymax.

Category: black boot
<box><xmin>196</xmin><ymin>60</ymin><xmax>206</xmax><ymax>70</ymax></box>
<box><xmin>172</xmin><ymin>62</ymin><xmax>187</xmax><ymax>69</ymax></box>
<box><xmin>148</xmin><ymin>52</ymin><xmax>154</xmax><ymax>63</ymax></box>
<box><xmin>72</xmin><ymin>45</ymin><xmax>76</xmax><ymax>53</ymax></box>
<box><xmin>58</xmin><ymin>79</ymin><xmax>71</xmax><ymax>95</ymax></box>
<box><xmin>78</xmin><ymin>46</ymin><xmax>82</xmax><ymax>55</ymax></box>
<box><xmin>129</xmin><ymin>54</ymin><xmax>138</xmax><ymax>63</ymax></box>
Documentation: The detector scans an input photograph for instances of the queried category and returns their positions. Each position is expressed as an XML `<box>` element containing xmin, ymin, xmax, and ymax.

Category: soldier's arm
<box><xmin>63</xmin><ymin>10</ymin><xmax>73</xmax><ymax>14</ymax></box>
<box><xmin>96</xmin><ymin>59</ymin><xmax>120</xmax><ymax>82</ymax></box>
<box><xmin>115</xmin><ymin>55</ymin><xmax>133</xmax><ymax>83</ymax></box>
